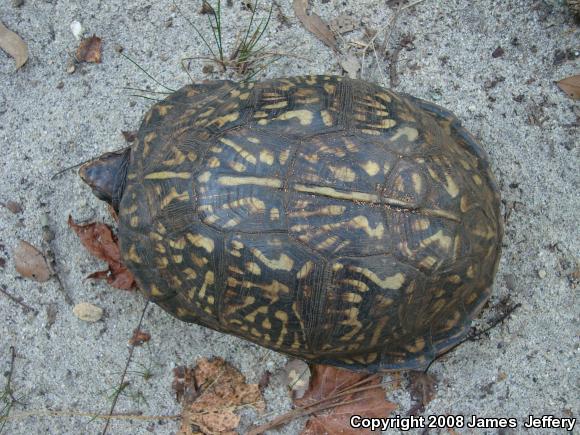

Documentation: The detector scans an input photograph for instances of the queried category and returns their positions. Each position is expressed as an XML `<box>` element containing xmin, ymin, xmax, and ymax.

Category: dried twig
<box><xmin>0</xmin><ymin>286</ymin><xmax>37</xmax><ymax>315</ymax></box>
<box><xmin>101</xmin><ymin>301</ymin><xmax>149</xmax><ymax>435</ymax></box>
<box><xmin>248</xmin><ymin>375</ymin><xmax>391</xmax><ymax>434</ymax></box>
<box><xmin>39</xmin><ymin>212</ymin><xmax>73</xmax><ymax>305</ymax></box>
<box><xmin>424</xmin><ymin>301</ymin><xmax>521</xmax><ymax>373</ymax></box>
<box><xmin>0</xmin><ymin>347</ymin><xmax>24</xmax><ymax>434</ymax></box>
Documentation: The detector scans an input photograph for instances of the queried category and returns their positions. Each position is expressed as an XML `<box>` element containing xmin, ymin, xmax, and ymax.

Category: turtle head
<box><xmin>79</xmin><ymin>148</ymin><xmax>131</xmax><ymax>212</ymax></box>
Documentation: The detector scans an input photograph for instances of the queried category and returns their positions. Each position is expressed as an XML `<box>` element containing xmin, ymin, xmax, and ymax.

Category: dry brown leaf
<box><xmin>175</xmin><ymin>357</ymin><xmax>265</xmax><ymax>435</ymax></box>
<box><xmin>76</xmin><ymin>35</ymin><xmax>102</xmax><ymax>63</ymax></box>
<box><xmin>2</xmin><ymin>200</ymin><xmax>23</xmax><ymax>214</ymax></box>
<box><xmin>408</xmin><ymin>371</ymin><xmax>437</xmax><ymax>414</ymax></box>
<box><xmin>556</xmin><ymin>75</ymin><xmax>580</xmax><ymax>100</ymax></box>
<box><xmin>296</xmin><ymin>365</ymin><xmax>396</xmax><ymax>435</ymax></box>
<box><xmin>68</xmin><ymin>216</ymin><xmax>135</xmax><ymax>290</ymax></box>
<box><xmin>129</xmin><ymin>329</ymin><xmax>151</xmax><ymax>346</ymax></box>
<box><xmin>14</xmin><ymin>240</ymin><xmax>51</xmax><ymax>282</ymax></box>
<box><xmin>293</xmin><ymin>0</ymin><xmax>337</xmax><ymax>51</ymax></box>
<box><xmin>329</xmin><ymin>14</ymin><xmax>357</xmax><ymax>34</ymax></box>
<box><xmin>0</xmin><ymin>21</ymin><xmax>28</xmax><ymax>70</ymax></box>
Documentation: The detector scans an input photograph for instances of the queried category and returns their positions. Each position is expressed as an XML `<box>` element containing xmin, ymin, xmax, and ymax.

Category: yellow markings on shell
<box><xmin>472</xmin><ymin>223</ymin><xmax>496</xmax><ymax>239</ymax></box>
<box><xmin>223</xmin><ymin>197</ymin><xmax>266</xmax><ymax>213</ymax></box>
<box><xmin>247</xmin><ymin>136</ymin><xmax>261</xmax><ymax>144</ymax></box>
<box><xmin>472</xmin><ymin>174</ymin><xmax>483</xmax><ymax>185</ymax></box>
<box><xmin>223</xmin><ymin>218</ymin><xmax>241</xmax><ymax>228</ymax></box>
<box><xmin>466</xmin><ymin>292</ymin><xmax>478</xmax><ymax>304</ymax></box>
<box><xmin>361</xmin><ymin>161</ymin><xmax>380</xmax><ymax>176</ymax></box>
<box><xmin>273</xmin><ymin>110</ymin><xmax>313</xmax><ymax>126</ymax></box>
<box><xmin>342</xmin><ymin>279</ymin><xmax>369</xmax><ymax>292</ymax></box>
<box><xmin>254</xmin><ymin>111</ymin><xmax>268</xmax><ymax>119</ymax></box>
<box><xmin>444</xmin><ymin>311</ymin><xmax>461</xmax><ymax>330</ymax></box>
<box><xmin>275</xmin><ymin>310</ymin><xmax>289</xmax><ymax>346</ymax></box>
<box><xmin>155</xmin><ymin>243</ymin><xmax>166</xmax><ymax>254</ymax></box>
<box><xmin>232</xmin><ymin>240</ymin><xmax>244</xmax><ymax>249</ymax></box>
<box><xmin>246</xmin><ymin>262</ymin><xmax>261</xmax><ymax>275</ymax></box>
<box><xmin>419</xmin><ymin>229</ymin><xmax>452</xmax><ymax>251</ymax></box>
<box><xmin>293</xmin><ymin>184</ymin><xmax>380</xmax><ymax>203</ymax></box>
<box><xmin>230</xmin><ymin>89</ymin><xmax>241</xmax><ymax>98</ymax></box>
<box><xmin>467</xmin><ymin>264</ymin><xmax>477</xmax><ymax>278</ymax></box>
<box><xmin>262</xmin><ymin>318</ymin><xmax>272</xmax><ymax>329</ymax></box>
<box><xmin>389</xmin><ymin>126</ymin><xmax>419</xmax><ymax>142</ymax></box>
<box><xmin>149</xmin><ymin>231</ymin><xmax>163</xmax><ymax>241</ymax></box>
<box><xmin>218</xmin><ymin>176</ymin><xmax>282</xmax><ymax>188</ymax></box>
<box><xmin>361</xmin><ymin>128</ymin><xmax>381</xmax><ymax>136</ymax></box>
<box><xmin>421</xmin><ymin>208</ymin><xmax>461</xmax><ymax>222</ymax></box>
<box><xmin>144</xmin><ymin>171</ymin><xmax>191</xmax><ymax>180</ymax></box>
<box><xmin>228</xmin><ymin>161</ymin><xmax>247</xmax><ymax>172</ymax></box>
<box><xmin>183</xmin><ymin>268</ymin><xmax>197</xmax><ymax>280</ymax></box>
<box><xmin>297</xmin><ymin>261</ymin><xmax>314</xmax><ymax>279</ymax></box>
<box><xmin>190</xmin><ymin>254</ymin><xmax>208</xmax><ymax>268</ymax></box>
<box><xmin>321</xmin><ymin>110</ymin><xmax>333</xmax><ymax>127</ymax></box>
<box><xmin>360</xmin><ymin>97</ymin><xmax>387</xmax><ymax>110</ymax></box>
<box><xmin>239</xmin><ymin>92</ymin><xmax>250</xmax><ymax>100</ymax></box>
<box><xmin>162</xmin><ymin>148</ymin><xmax>186</xmax><ymax>166</ymax></box>
<box><xmin>343</xmin><ymin>292</ymin><xmax>363</xmax><ymax>303</ymax></box>
<box><xmin>419</xmin><ymin>255</ymin><xmax>437</xmax><ymax>268</ymax></box>
<box><xmin>150</xmin><ymin>284</ymin><xmax>163</xmax><ymax>298</ymax></box>
<box><xmin>198</xmin><ymin>108</ymin><xmax>215</xmax><ymax>118</ymax></box>
<box><xmin>443</xmin><ymin>174</ymin><xmax>459</xmax><ymax>198</ymax></box>
<box><xmin>130</xmin><ymin>216</ymin><xmax>139</xmax><ymax>227</ymax></box>
<box><xmin>376</xmin><ymin>92</ymin><xmax>392</xmax><ymax>103</ymax></box>
<box><xmin>207</xmin><ymin>156</ymin><xmax>220</xmax><ymax>168</ymax></box>
<box><xmin>172</xmin><ymin>255</ymin><xmax>183</xmax><ymax>264</ymax></box>
<box><xmin>219</xmin><ymin>138</ymin><xmax>257</xmax><ymax>164</ymax></box>
<box><xmin>305</xmin><ymin>76</ymin><xmax>317</xmax><ymax>85</ymax></box>
<box><xmin>127</xmin><ymin>245</ymin><xmax>141</xmax><ymax>263</ymax></box>
<box><xmin>210</xmin><ymin>111</ymin><xmax>239</xmax><ymax>128</ymax></box>
<box><xmin>289</xmin><ymin>205</ymin><xmax>346</xmax><ymax>218</ymax></box>
<box><xmin>340</xmin><ymin>308</ymin><xmax>362</xmax><ymax>341</ymax></box>
<box><xmin>350</xmin><ymin>267</ymin><xmax>405</xmax><ymax>289</ymax></box>
<box><xmin>263</xmin><ymin>101</ymin><xmax>288</xmax><ymax>109</ymax></box>
<box><xmin>460</xmin><ymin>195</ymin><xmax>471</xmax><ymax>212</ymax></box>
<box><xmin>323</xmin><ymin>83</ymin><xmax>335</xmax><ymax>94</ymax></box>
<box><xmin>259</xmin><ymin>149</ymin><xmax>275</xmax><ymax>165</ymax></box>
<box><xmin>198</xmin><ymin>271</ymin><xmax>214</xmax><ymax>299</ymax></box>
<box><xmin>279</xmin><ymin>149</ymin><xmax>291</xmax><ymax>165</ymax></box>
<box><xmin>406</xmin><ymin>337</ymin><xmax>426</xmax><ymax>353</ymax></box>
<box><xmin>367</xmin><ymin>119</ymin><xmax>397</xmax><ymax>129</ymax></box>
<box><xmin>412</xmin><ymin>218</ymin><xmax>430</xmax><ymax>231</ymax></box>
<box><xmin>156</xmin><ymin>257</ymin><xmax>168</xmax><ymax>268</ymax></box>
<box><xmin>160</xmin><ymin>187</ymin><xmax>189</xmax><ymax>209</ymax></box>
<box><xmin>186</xmin><ymin>233</ymin><xmax>215</xmax><ymax>253</ymax></box>
<box><xmin>270</xmin><ymin>208</ymin><xmax>280</xmax><ymax>220</ymax></box>
<box><xmin>314</xmin><ymin>216</ymin><xmax>384</xmax><ymax>239</ymax></box>
<box><xmin>411</xmin><ymin>173</ymin><xmax>423</xmax><ymax>193</ymax></box>
<box><xmin>328</xmin><ymin>165</ymin><xmax>356</xmax><ymax>182</ymax></box>
<box><xmin>316</xmin><ymin>236</ymin><xmax>337</xmax><ymax>250</ymax></box>
<box><xmin>251</xmin><ymin>248</ymin><xmax>294</xmax><ymax>271</ymax></box>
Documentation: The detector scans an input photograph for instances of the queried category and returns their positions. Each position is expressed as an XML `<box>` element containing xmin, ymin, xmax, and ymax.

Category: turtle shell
<box><xmin>117</xmin><ymin>75</ymin><xmax>502</xmax><ymax>372</ymax></box>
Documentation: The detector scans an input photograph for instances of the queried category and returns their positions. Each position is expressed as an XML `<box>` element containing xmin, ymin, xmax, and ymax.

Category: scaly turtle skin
<box><xmin>80</xmin><ymin>75</ymin><xmax>502</xmax><ymax>372</ymax></box>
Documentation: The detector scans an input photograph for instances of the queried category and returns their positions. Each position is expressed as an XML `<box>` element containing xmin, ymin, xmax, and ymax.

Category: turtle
<box><xmin>79</xmin><ymin>75</ymin><xmax>502</xmax><ymax>372</ymax></box>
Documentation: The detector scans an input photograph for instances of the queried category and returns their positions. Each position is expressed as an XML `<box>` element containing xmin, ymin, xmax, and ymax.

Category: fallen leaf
<box><xmin>282</xmin><ymin>359</ymin><xmax>311</xmax><ymax>400</ymax></box>
<box><xmin>2</xmin><ymin>200</ymin><xmax>23</xmax><ymax>214</ymax></box>
<box><xmin>296</xmin><ymin>365</ymin><xmax>396</xmax><ymax>434</ymax></box>
<box><xmin>339</xmin><ymin>54</ymin><xmax>360</xmax><ymax>79</ymax></box>
<box><xmin>556</xmin><ymin>75</ymin><xmax>580</xmax><ymax>100</ymax></box>
<box><xmin>174</xmin><ymin>357</ymin><xmax>265</xmax><ymax>435</ymax></box>
<box><xmin>293</xmin><ymin>0</ymin><xmax>337</xmax><ymax>51</ymax></box>
<box><xmin>408</xmin><ymin>371</ymin><xmax>437</xmax><ymax>414</ymax></box>
<box><xmin>129</xmin><ymin>329</ymin><xmax>151</xmax><ymax>346</ymax></box>
<box><xmin>14</xmin><ymin>240</ymin><xmax>51</xmax><ymax>282</ymax></box>
<box><xmin>73</xmin><ymin>302</ymin><xmax>103</xmax><ymax>322</ymax></box>
<box><xmin>0</xmin><ymin>21</ymin><xmax>28</xmax><ymax>70</ymax></box>
<box><xmin>76</xmin><ymin>35</ymin><xmax>102</xmax><ymax>63</ymax></box>
<box><xmin>68</xmin><ymin>216</ymin><xmax>135</xmax><ymax>290</ymax></box>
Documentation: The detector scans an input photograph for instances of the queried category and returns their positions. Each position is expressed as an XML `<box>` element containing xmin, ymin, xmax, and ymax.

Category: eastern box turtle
<box><xmin>79</xmin><ymin>75</ymin><xmax>502</xmax><ymax>372</ymax></box>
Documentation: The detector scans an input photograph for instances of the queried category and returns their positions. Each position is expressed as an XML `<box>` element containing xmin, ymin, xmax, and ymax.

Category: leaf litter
<box><xmin>173</xmin><ymin>357</ymin><xmax>265</xmax><ymax>434</ymax></box>
<box><xmin>68</xmin><ymin>216</ymin><xmax>135</xmax><ymax>290</ymax></box>
<box><xmin>14</xmin><ymin>240</ymin><xmax>51</xmax><ymax>282</ymax></box>
<box><xmin>0</xmin><ymin>21</ymin><xmax>28</xmax><ymax>70</ymax></box>
<box><xmin>556</xmin><ymin>75</ymin><xmax>580</xmax><ymax>100</ymax></box>
<box><xmin>76</xmin><ymin>35</ymin><xmax>102</xmax><ymax>63</ymax></box>
<box><xmin>249</xmin><ymin>364</ymin><xmax>396</xmax><ymax>434</ymax></box>
<box><xmin>293</xmin><ymin>0</ymin><xmax>338</xmax><ymax>51</ymax></box>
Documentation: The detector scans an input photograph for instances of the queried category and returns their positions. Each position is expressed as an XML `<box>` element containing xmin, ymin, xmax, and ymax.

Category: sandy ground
<box><xmin>1</xmin><ymin>0</ymin><xmax>578</xmax><ymax>434</ymax></box>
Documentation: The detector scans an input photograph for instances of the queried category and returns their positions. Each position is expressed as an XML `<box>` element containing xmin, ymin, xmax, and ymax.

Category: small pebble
<box><xmin>537</xmin><ymin>269</ymin><xmax>547</xmax><ymax>279</ymax></box>
<box><xmin>73</xmin><ymin>302</ymin><xmax>103</xmax><ymax>322</ymax></box>
<box><xmin>70</xmin><ymin>21</ymin><xmax>84</xmax><ymax>40</ymax></box>
<box><xmin>66</xmin><ymin>62</ymin><xmax>76</xmax><ymax>74</ymax></box>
